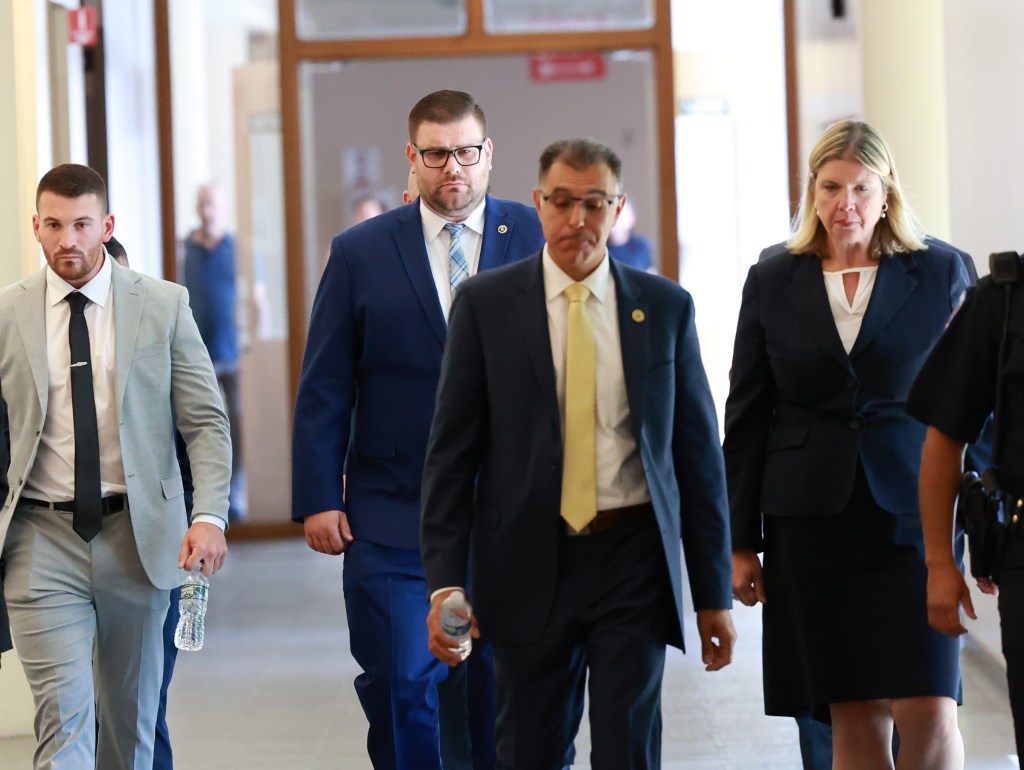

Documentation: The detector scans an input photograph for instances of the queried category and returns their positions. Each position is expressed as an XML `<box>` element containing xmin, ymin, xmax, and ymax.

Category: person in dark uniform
<box><xmin>725</xmin><ymin>119</ymin><xmax>968</xmax><ymax>768</ymax></box>
<box><xmin>909</xmin><ymin>252</ymin><xmax>1024</xmax><ymax>763</ymax></box>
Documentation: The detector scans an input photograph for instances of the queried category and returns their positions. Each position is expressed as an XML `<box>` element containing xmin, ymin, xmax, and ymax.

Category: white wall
<box><xmin>944</xmin><ymin>0</ymin><xmax>1024</xmax><ymax>273</ymax></box>
<box><xmin>169</xmin><ymin>0</ymin><xmax>276</xmax><ymax>240</ymax></box>
<box><xmin>0</xmin><ymin>1</ymin><xmax>52</xmax><ymax>740</ymax></box>
<box><xmin>672</xmin><ymin>0</ymin><xmax>790</xmax><ymax>421</ymax></box>
<box><xmin>103</xmin><ymin>0</ymin><xmax>161</xmax><ymax>277</ymax></box>
<box><xmin>793</xmin><ymin>0</ymin><xmax>863</xmax><ymax>170</ymax></box>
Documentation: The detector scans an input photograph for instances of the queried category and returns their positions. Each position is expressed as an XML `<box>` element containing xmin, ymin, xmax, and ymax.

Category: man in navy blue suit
<box><xmin>291</xmin><ymin>90</ymin><xmax>544</xmax><ymax>770</ymax></box>
<box><xmin>421</xmin><ymin>138</ymin><xmax>736</xmax><ymax>769</ymax></box>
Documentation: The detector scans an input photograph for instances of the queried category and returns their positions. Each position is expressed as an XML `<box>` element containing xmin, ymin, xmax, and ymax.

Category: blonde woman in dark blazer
<box><xmin>725</xmin><ymin>120</ymin><xmax>969</xmax><ymax>769</ymax></box>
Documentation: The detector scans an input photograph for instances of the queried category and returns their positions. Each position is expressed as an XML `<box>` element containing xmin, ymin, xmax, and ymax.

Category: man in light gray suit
<box><xmin>0</xmin><ymin>164</ymin><xmax>231</xmax><ymax>769</ymax></box>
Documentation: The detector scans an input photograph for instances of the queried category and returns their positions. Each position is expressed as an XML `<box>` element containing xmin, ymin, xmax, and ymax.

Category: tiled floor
<box><xmin>0</xmin><ymin>537</ymin><xmax>1019</xmax><ymax>768</ymax></box>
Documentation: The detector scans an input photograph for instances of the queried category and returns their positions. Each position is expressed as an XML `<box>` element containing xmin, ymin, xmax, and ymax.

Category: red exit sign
<box><xmin>529</xmin><ymin>52</ymin><xmax>607</xmax><ymax>83</ymax></box>
<box><xmin>68</xmin><ymin>7</ymin><xmax>98</xmax><ymax>47</ymax></box>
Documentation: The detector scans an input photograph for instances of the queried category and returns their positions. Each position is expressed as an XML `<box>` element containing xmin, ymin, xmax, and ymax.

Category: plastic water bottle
<box><xmin>174</xmin><ymin>567</ymin><xmax>209</xmax><ymax>651</ymax></box>
<box><xmin>439</xmin><ymin>590</ymin><xmax>473</xmax><ymax>661</ymax></box>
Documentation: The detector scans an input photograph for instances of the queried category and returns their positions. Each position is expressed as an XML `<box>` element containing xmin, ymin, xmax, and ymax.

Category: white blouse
<box><xmin>822</xmin><ymin>266</ymin><xmax>878</xmax><ymax>354</ymax></box>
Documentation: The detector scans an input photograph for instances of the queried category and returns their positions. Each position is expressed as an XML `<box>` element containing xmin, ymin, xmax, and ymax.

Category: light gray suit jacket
<box><xmin>0</xmin><ymin>259</ymin><xmax>231</xmax><ymax>590</ymax></box>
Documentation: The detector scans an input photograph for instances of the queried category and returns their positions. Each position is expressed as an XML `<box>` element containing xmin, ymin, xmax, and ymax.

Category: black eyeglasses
<box><xmin>538</xmin><ymin>192</ymin><xmax>621</xmax><ymax>215</ymax></box>
<box><xmin>413</xmin><ymin>144</ymin><xmax>485</xmax><ymax>169</ymax></box>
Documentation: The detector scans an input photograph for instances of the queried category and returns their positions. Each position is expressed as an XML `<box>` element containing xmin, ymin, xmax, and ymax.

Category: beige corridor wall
<box><xmin>945</xmin><ymin>0</ymin><xmax>1024</xmax><ymax>269</ymax></box>
<box><xmin>0</xmin><ymin>0</ymin><xmax>45</xmax><ymax>741</ymax></box>
<box><xmin>0</xmin><ymin>0</ymin><xmax>43</xmax><ymax>287</ymax></box>
<box><xmin>861</xmin><ymin>0</ymin><xmax>952</xmax><ymax>242</ymax></box>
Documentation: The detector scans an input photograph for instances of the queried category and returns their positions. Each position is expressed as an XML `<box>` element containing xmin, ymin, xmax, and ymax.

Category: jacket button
<box><xmin>849</xmin><ymin>418</ymin><xmax>863</xmax><ymax>430</ymax></box>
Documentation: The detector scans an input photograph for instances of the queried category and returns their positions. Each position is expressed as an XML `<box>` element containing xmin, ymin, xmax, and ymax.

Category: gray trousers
<box><xmin>3</xmin><ymin>501</ymin><xmax>167</xmax><ymax>770</ymax></box>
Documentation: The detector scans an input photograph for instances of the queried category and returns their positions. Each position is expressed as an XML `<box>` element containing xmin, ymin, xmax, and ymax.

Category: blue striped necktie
<box><xmin>445</xmin><ymin>222</ymin><xmax>469</xmax><ymax>291</ymax></box>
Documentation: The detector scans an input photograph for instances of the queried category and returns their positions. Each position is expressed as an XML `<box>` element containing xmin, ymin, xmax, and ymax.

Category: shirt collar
<box><xmin>419</xmin><ymin>197</ymin><xmax>487</xmax><ymax>242</ymax></box>
<box><xmin>542</xmin><ymin>245</ymin><xmax>611</xmax><ymax>305</ymax></box>
<box><xmin>46</xmin><ymin>250</ymin><xmax>113</xmax><ymax>308</ymax></box>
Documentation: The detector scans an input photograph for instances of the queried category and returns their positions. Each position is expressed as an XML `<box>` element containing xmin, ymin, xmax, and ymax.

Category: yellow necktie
<box><xmin>561</xmin><ymin>283</ymin><xmax>597</xmax><ymax>533</ymax></box>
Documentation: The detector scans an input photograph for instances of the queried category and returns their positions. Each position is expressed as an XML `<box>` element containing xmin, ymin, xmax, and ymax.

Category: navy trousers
<box><xmin>492</xmin><ymin>516</ymin><xmax>670</xmax><ymax>770</ymax></box>
<box><xmin>343</xmin><ymin>541</ymin><xmax>453</xmax><ymax>770</ymax></box>
<box><xmin>153</xmin><ymin>587</ymin><xmax>180</xmax><ymax>770</ymax></box>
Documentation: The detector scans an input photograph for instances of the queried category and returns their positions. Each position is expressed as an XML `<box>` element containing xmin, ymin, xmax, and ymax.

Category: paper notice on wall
<box><xmin>343</xmin><ymin>147</ymin><xmax>381</xmax><ymax>192</ymax></box>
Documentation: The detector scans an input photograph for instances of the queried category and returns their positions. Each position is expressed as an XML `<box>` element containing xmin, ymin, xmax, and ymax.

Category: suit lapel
<box><xmin>514</xmin><ymin>257</ymin><xmax>560</xmax><ymax>428</ymax></box>
<box><xmin>13</xmin><ymin>271</ymin><xmax>49</xmax><ymax>411</ymax></box>
<box><xmin>112</xmin><ymin>264</ymin><xmax>145</xmax><ymax>408</ymax></box>
<box><xmin>611</xmin><ymin>262</ymin><xmax>648</xmax><ymax>445</ymax></box>
<box><xmin>850</xmin><ymin>253</ymin><xmax>918</xmax><ymax>358</ymax></box>
<box><xmin>479</xmin><ymin>196</ymin><xmax>518</xmax><ymax>272</ymax></box>
<box><xmin>393</xmin><ymin>209</ymin><xmax>447</xmax><ymax>348</ymax></box>
<box><xmin>783</xmin><ymin>254</ymin><xmax>853</xmax><ymax>372</ymax></box>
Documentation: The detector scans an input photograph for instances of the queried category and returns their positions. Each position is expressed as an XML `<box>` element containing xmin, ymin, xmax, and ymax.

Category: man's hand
<box><xmin>976</xmin><ymin>576</ymin><xmax>999</xmax><ymax>596</ymax></box>
<box><xmin>927</xmin><ymin>561</ymin><xmax>975</xmax><ymax>636</ymax></box>
<box><xmin>696</xmin><ymin>609</ymin><xmax>736</xmax><ymax>671</ymax></box>
<box><xmin>426</xmin><ymin>588</ymin><xmax>480</xmax><ymax>667</ymax></box>
<box><xmin>304</xmin><ymin>509</ymin><xmax>354</xmax><ymax>555</ymax></box>
<box><xmin>178</xmin><ymin>522</ymin><xmax>228</xmax><ymax>574</ymax></box>
<box><xmin>732</xmin><ymin>549</ymin><xmax>766</xmax><ymax>606</ymax></box>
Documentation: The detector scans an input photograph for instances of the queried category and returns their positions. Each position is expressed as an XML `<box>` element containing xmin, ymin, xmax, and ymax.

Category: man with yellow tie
<box><xmin>421</xmin><ymin>138</ymin><xmax>736</xmax><ymax>769</ymax></box>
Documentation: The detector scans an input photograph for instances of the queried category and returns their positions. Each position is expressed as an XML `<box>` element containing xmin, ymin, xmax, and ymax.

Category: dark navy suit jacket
<box><xmin>725</xmin><ymin>241</ymin><xmax>969</xmax><ymax>552</ymax></box>
<box><xmin>421</xmin><ymin>255</ymin><xmax>732</xmax><ymax>648</ymax></box>
<box><xmin>291</xmin><ymin>197</ymin><xmax>544</xmax><ymax>548</ymax></box>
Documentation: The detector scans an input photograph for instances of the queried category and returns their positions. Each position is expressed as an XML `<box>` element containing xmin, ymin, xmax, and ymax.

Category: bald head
<box><xmin>196</xmin><ymin>184</ymin><xmax>226</xmax><ymax>236</ymax></box>
<box><xmin>403</xmin><ymin>169</ymin><xmax>418</xmax><ymax>205</ymax></box>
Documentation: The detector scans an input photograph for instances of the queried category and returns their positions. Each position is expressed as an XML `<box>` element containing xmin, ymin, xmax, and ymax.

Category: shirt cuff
<box><xmin>191</xmin><ymin>513</ymin><xmax>226</xmax><ymax>532</ymax></box>
<box><xmin>429</xmin><ymin>586</ymin><xmax>464</xmax><ymax>603</ymax></box>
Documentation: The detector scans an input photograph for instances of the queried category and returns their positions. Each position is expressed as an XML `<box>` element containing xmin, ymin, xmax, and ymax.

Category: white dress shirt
<box><xmin>24</xmin><ymin>254</ymin><xmax>125</xmax><ymax>502</ymax></box>
<box><xmin>419</xmin><ymin>198</ymin><xmax>486</xmax><ymax>321</ymax></box>
<box><xmin>542</xmin><ymin>248</ymin><xmax>650</xmax><ymax>510</ymax></box>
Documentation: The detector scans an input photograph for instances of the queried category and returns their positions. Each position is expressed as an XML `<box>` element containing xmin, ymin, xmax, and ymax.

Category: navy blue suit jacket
<box><xmin>421</xmin><ymin>255</ymin><xmax>732</xmax><ymax>648</ymax></box>
<box><xmin>291</xmin><ymin>197</ymin><xmax>544</xmax><ymax>549</ymax></box>
<box><xmin>724</xmin><ymin>242</ymin><xmax>969</xmax><ymax>552</ymax></box>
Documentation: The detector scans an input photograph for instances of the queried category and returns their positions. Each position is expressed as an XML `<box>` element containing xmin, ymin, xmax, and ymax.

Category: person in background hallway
<box><xmin>104</xmin><ymin>235</ymin><xmax>191</xmax><ymax>770</ymax></box>
<box><xmin>351</xmin><ymin>194</ymin><xmax>387</xmax><ymax>226</ymax></box>
<box><xmin>182</xmin><ymin>183</ymin><xmax>245</xmax><ymax>522</ymax></box>
<box><xmin>403</xmin><ymin>169</ymin><xmax>418</xmax><ymax>205</ymax></box>
<box><xmin>421</xmin><ymin>137</ymin><xmax>736</xmax><ymax>770</ymax></box>
<box><xmin>607</xmin><ymin>197</ymin><xmax>654</xmax><ymax>272</ymax></box>
<box><xmin>291</xmin><ymin>90</ymin><xmax>544</xmax><ymax>770</ymax></box>
<box><xmin>725</xmin><ymin>120</ymin><xmax>968</xmax><ymax>770</ymax></box>
<box><xmin>0</xmin><ymin>164</ymin><xmax>231</xmax><ymax>769</ymax></box>
<box><xmin>909</xmin><ymin>250</ymin><xmax>1024</xmax><ymax>764</ymax></box>
<box><xmin>763</xmin><ymin>238</ymin><xmax>990</xmax><ymax>770</ymax></box>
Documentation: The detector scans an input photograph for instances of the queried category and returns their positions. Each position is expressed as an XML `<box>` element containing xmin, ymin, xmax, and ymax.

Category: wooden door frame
<box><xmin>276</xmin><ymin>0</ymin><xmax>679</xmax><ymax>400</ymax></box>
<box><xmin>155</xmin><ymin>0</ymin><xmax>800</xmax><ymax>402</ymax></box>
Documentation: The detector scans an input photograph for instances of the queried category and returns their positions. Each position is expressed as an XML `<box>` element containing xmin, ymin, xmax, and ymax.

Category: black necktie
<box><xmin>66</xmin><ymin>292</ymin><xmax>103</xmax><ymax>541</ymax></box>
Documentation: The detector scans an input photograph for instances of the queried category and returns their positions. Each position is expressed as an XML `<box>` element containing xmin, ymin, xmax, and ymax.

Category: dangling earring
<box><xmin>881</xmin><ymin>202</ymin><xmax>889</xmax><ymax>219</ymax></box>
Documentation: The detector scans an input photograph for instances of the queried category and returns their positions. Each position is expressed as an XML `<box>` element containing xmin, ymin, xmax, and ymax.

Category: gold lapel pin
<box><xmin>497</xmin><ymin>224</ymin><xmax>508</xmax><ymax>234</ymax></box>
<box><xmin>632</xmin><ymin>309</ymin><xmax>645</xmax><ymax>323</ymax></box>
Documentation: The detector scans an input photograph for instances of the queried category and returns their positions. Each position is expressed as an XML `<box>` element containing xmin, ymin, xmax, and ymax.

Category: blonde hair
<box><xmin>789</xmin><ymin>120</ymin><xmax>925</xmax><ymax>258</ymax></box>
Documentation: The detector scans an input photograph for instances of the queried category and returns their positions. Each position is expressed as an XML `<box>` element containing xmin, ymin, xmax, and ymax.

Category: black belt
<box><xmin>22</xmin><ymin>494</ymin><xmax>127</xmax><ymax>515</ymax></box>
<box><xmin>565</xmin><ymin>502</ymin><xmax>653</xmax><ymax>536</ymax></box>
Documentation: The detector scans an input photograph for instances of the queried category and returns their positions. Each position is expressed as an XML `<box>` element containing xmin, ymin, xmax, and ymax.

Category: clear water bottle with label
<box><xmin>439</xmin><ymin>590</ymin><xmax>473</xmax><ymax>661</ymax></box>
<box><xmin>174</xmin><ymin>567</ymin><xmax>209</xmax><ymax>651</ymax></box>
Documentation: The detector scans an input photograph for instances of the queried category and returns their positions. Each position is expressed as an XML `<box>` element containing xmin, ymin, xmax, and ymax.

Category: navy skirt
<box><xmin>760</xmin><ymin>466</ymin><xmax>962</xmax><ymax>721</ymax></box>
